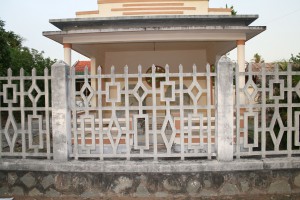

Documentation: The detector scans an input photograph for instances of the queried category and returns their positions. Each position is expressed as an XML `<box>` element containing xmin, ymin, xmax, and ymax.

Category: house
<box><xmin>43</xmin><ymin>0</ymin><xmax>265</xmax><ymax>77</ymax></box>
<box><xmin>43</xmin><ymin>0</ymin><xmax>265</xmax><ymax>106</ymax></box>
<box><xmin>73</xmin><ymin>60</ymin><xmax>91</xmax><ymax>75</ymax></box>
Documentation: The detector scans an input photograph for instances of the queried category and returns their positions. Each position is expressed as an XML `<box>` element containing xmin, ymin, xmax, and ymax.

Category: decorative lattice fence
<box><xmin>0</xmin><ymin>68</ymin><xmax>52</xmax><ymax>159</ymax></box>
<box><xmin>1</xmin><ymin>59</ymin><xmax>299</xmax><ymax>161</ymax></box>
<box><xmin>235</xmin><ymin>64</ymin><xmax>300</xmax><ymax>158</ymax></box>
<box><xmin>70</xmin><ymin>64</ymin><xmax>216</xmax><ymax>160</ymax></box>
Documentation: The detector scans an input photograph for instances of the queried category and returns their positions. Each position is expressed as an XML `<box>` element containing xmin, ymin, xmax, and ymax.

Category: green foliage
<box><xmin>0</xmin><ymin>19</ymin><xmax>56</xmax><ymax>109</ymax></box>
<box><xmin>0</xmin><ymin>19</ymin><xmax>24</xmax><ymax>76</ymax></box>
<box><xmin>252</xmin><ymin>53</ymin><xmax>264</xmax><ymax>63</ymax></box>
<box><xmin>0</xmin><ymin>20</ymin><xmax>13</xmax><ymax>76</ymax></box>
<box><xmin>226</xmin><ymin>4</ymin><xmax>237</xmax><ymax>15</ymax></box>
<box><xmin>10</xmin><ymin>47</ymin><xmax>54</xmax><ymax>76</ymax></box>
<box><xmin>290</xmin><ymin>53</ymin><xmax>300</xmax><ymax>65</ymax></box>
<box><xmin>0</xmin><ymin>19</ymin><xmax>55</xmax><ymax>76</ymax></box>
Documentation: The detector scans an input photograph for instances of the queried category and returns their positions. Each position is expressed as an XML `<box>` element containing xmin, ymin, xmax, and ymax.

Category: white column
<box><xmin>237</xmin><ymin>40</ymin><xmax>246</xmax><ymax>87</ymax></box>
<box><xmin>91</xmin><ymin>57</ymin><xmax>97</xmax><ymax>107</ymax></box>
<box><xmin>64</xmin><ymin>43</ymin><xmax>72</xmax><ymax>66</ymax></box>
<box><xmin>237</xmin><ymin>40</ymin><xmax>246</xmax><ymax>104</ymax></box>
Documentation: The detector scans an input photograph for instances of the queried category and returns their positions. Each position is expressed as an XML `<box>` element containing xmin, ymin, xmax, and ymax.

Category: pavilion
<box><xmin>43</xmin><ymin>0</ymin><xmax>266</xmax><ymax>75</ymax></box>
<box><xmin>42</xmin><ymin>0</ymin><xmax>267</xmax><ymax>151</ymax></box>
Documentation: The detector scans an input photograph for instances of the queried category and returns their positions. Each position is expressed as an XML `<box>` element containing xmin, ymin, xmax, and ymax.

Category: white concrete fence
<box><xmin>1</xmin><ymin>57</ymin><xmax>300</xmax><ymax>162</ymax></box>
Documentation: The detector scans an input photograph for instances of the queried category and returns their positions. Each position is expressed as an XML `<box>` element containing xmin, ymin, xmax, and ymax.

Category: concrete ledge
<box><xmin>1</xmin><ymin>158</ymin><xmax>300</xmax><ymax>173</ymax></box>
<box><xmin>49</xmin><ymin>15</ymin><xmax>260</xmax><ymax>31</ymax></box>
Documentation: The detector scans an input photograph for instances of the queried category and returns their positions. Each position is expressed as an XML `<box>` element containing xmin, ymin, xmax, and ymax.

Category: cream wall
<box><xmin>75</xmin><ymin>0</ymin><xmax>231</xmax><ymax>18</ymax></box>
<box><xmin>104</xmin><ymin>50</ymin><xmax>207</xmax><ymax>73</ymax></box>
<box><xmin>96</xmin><ymin>1</ymin><xmax>209</xmax><ymax>17</ymax></box>
<box><xmin>103</xmin><ymin>50</ymin><xmax>208</xmax><ymax>108</ymax></box>
<box><xmin>76</xmin><ymin>14</ymin><xmax>99</xmax><ymax>18</ymax></box>
<box><xmin>76</xmin><ymin>1</ymin><xmax>214</xmax><ymax>18</ymax></box>
<box><xmin>208</xmin><ymin>11</ymin><xmax>231</xmax><ymax>15</ymax></box>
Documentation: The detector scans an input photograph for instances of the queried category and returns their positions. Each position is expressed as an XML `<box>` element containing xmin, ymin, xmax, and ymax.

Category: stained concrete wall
<box><xmin>1</xmin><ymin>170</ymin><xmax>300</xmax><ymax>199</ymax></box>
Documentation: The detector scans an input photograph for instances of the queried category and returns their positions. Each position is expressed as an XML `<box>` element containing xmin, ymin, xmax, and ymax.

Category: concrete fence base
<box><xmin>1</xmin><ymin>168</ymin><xmax>300</xmax><ymax>199</ymax></box>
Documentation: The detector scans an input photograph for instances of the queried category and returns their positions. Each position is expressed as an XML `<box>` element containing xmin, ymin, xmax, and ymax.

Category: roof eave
<box><xmin>48</xmin><ymin>15</ymin><xmax>260</xmax><ymax>31</ymax></box>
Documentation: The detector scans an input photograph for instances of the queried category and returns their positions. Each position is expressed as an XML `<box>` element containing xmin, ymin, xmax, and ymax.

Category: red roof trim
<box><xmin>73</xmin><ymin>61</ymin><xmax>91</xmax><ymax>72</ymax></box>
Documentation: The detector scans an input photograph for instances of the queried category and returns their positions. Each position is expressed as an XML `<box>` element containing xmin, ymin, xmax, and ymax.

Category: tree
<box><xmin>10</xmin><ymin>47</ymin><xmax>54</xmax><ymax>76</ymax></box>
<box><xmin>252</xmin><ymin>53</ymin><xmax>264</xmax><ymax>63</ymax></box>
<box><xmin>290</xmin><ymin>53</ymin><xmax>300</xmax><ymax>65</ymax></box>
<box><xmin>226</xmin><ymin>4</ymin><xmax>237</xmax><ymax>16</ymax></box>
<box><xmin>0</xmin><ymin>20</ymin><xmax>22</xmax><ymax>76</ymax></box>
<box><xmin>0</xmin><ymin>19</ymin><xmax>55</xmax><ymax>76</ymax></box>
<box><xmin>0</xmin><ymin>19</ymin><xmax>56</xmax><ymax>108</ymax></box>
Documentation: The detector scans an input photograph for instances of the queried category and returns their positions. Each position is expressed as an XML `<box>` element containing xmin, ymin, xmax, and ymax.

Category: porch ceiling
<box><xmin>43</xmin><ymin>27</ymin><xmax>264</xmax><ymax>58</ymax></box>
<box><xmin>69</xmin><ymin>41</ymin><xmax>234</xmax><ymax>62</ymax></box>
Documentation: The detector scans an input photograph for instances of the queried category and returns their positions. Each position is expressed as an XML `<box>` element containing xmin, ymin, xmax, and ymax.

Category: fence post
<box><xmin>51</xmin><ymin>61</ymin><xmax>71</xmax><ymax>161</ymax></box>
<box><xmin>216</xmin><ymin>56</ymin><xmax>234</xmax><ymax>161</ymax></box>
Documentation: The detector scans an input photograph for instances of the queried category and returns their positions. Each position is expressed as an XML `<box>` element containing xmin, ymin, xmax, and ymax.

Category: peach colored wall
<box><xmin>104</xmin><ymin>50</ymin><xmax>207</xmax><ymax>73</ymax></box>
<box><xmin>75</xmin><ymin>0</ymin><xmax>230</xmax><ymax>18</ymax></box>
<box><xmin>96</xmin><ymin>1</ymin><xmax>208</xmax><ymax>17</ymax></box>
<box><xmin>102</xmin><ymin>50</ymin><xmax>209</xmax><ymax>109</ymax></box>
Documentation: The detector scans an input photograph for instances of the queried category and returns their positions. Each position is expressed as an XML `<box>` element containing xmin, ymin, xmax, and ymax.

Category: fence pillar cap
<box><xmin>51</xmin><ymin>60</ymin><xmax>69</xmax><ymax>68</ymax></box>
<box><xmin>218</xmin><ymin>56</ymin><xmax>233</xmax><ymax>64</ymax></box>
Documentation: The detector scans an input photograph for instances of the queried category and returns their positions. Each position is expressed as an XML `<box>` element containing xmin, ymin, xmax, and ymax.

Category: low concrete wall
<box><xmin>1</xmin><ymin>168</ymin><xmax>300</xmax><ymax>199</ymax></box>
<box><xmin>1</xmin><ymin>158</ymin><xmax>300</xmax><ymax>173</ymax></box>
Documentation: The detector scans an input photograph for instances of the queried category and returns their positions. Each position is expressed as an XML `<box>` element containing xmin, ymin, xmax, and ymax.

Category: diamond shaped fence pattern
<box><xmin>0</xmin><ymin>68</ymin><xmax>52</xmax><ymax>159</ymax></box>
<box><xmin>1</xmin><ymin>62</ymin><xmax>300</xmax><ymax>161</ymax></box>
<box><xmin>235</xmin><ymin>63</ymin><xmax>300</xmax><ymax>159</ymax></box>
<box><xmin>70</xmin><ymin>64</ymin><xmax>216</xmax><ymax>160</ymax></box>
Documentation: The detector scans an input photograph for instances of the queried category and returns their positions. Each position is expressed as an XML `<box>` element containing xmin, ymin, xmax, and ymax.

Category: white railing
<box><xmin>235</xmin><ymin>63</ymin><xmax>300</xmax><ymax>158</ymax></box>
<box><xmin>0</xmin><ymin>68</ymin><xmax>52</xmax><ymax>159</ymax></box>
<box><xmin>1</xmin><ymin>58</ymin><xmax>299</xmax><ymax>162</ymax></box>
<box><xmin>69</xmin><ymin>64</ymin><xmax>216</xmax><ymax>160</ymax></box>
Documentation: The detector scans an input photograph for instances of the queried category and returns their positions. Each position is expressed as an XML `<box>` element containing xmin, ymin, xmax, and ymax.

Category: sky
<box><xmin>0</xmin><ymin>0</ymin><xmax>300</xmax><ymax>64</ymax></box>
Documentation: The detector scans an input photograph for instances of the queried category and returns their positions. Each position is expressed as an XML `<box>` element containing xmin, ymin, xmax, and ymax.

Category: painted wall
<box><xmin>96</xmin><ymin>1</ymin><xmax>209</xmax><ymax>17</ymax></box>
<box><xmin>102</xmin><ymin>50</ymin><xmax>209</xmax><ymax>111</ymax></box>
<box><xmin>75</xmin><ymin>0</ymin><xmax>230</xmax><ymax>18</ymax></box>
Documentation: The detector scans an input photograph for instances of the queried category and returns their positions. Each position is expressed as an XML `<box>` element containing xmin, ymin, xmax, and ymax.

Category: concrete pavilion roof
<box><xmin>43</xmin><ymin>15</ymin><xmax>266</xmax><ymax>60</ymax></box>
<box><xmin>48</xmin><ymin>15</ymin><xmax>260</xmax><ymax>31</ymax></box>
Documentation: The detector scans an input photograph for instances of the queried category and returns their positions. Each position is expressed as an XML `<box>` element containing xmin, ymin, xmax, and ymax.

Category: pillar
<box><xmin>237</xmin><ymin>40</ymin><xmax>246</xmax><ymax>86</ymax></box>
<box><xmin>91</xmin><ymin>57</ymin><xmax>97</xmax><ymax>107</ymax></box>
<box><xmin>237</xmin><ymin>40</ymin><xmax>246</xmax><ymax>104</ymax></box>
<box><xmin>216</xmin><ymin>56</ymin><xmax>234</xmax><ymax>161</ymax></box>
<box><xmin>64</xmin><ymin>43</ymin><xmax>72</xmax><ymax>66</ymax></box>
<box><xmin>51</xmin><ymin>61</ymin><xmax>71</xmax><ymax>161</ymax></box>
